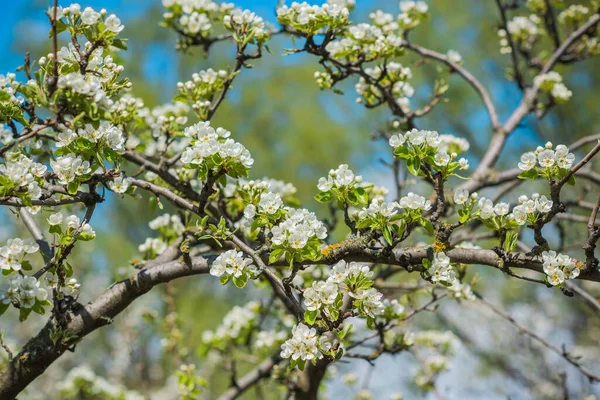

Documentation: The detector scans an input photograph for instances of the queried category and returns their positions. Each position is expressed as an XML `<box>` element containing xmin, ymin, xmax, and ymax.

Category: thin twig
<box><xmin>475</xmin><ymin>292</ymin><xmax>600</xmax><ymax>383</ymax></box>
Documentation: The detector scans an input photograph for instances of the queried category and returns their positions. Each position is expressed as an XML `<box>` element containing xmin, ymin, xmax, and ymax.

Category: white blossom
<box><xmin>280</xmin><ymin>323</ymin><xmax>321</xmax><ymax>361</ymax></box>
<box><xmin>399</xmin><ymin>192</ymin><xmax>431</xmax><ymax>211</ymax></box>
<box><xmin>108</xmin><ymin>176</ymin><xmax>133</xmax><ymax>194</ymax></box>
<box><xmin>210</xmin><ymin>249</ymin><xmax>255</xmax><ymax>278</ymax></box>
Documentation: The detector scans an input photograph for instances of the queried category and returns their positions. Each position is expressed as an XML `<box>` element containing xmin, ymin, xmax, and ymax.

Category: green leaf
<box><xmin>60</xmin><ymin>235</ymin><xmax>75</xmax><ymax>246</ymax></box>
<box><xmin>233</xmin><ymin>273</ymin><xmax>248</xmax><ymax>288</ymax></box>
<box><xmin>0</xmin><ymin>301</ymin><xmax>9</xmax><ymax>316</ymax></box>
<box><xmin>518</xmin><ymin>168</ymin><xmax>538</xmax><ymax>180</ymax></box>
<box><xmin>49</xmin><ymin>20</ymin><xmax>68</xmax><ymax>37</ymax></box>
<box><xmin>338</xmin><ymin>323</ymin><xmax>353</xmax><ymax>340</ymax></box>
<box><xmin>0</xmin><ymin>91</ymin><xmax>10</xmax><ymax>102</ymax></box>
<box><xmin>422</xmin><ymin>258</ymin><xmax>432</xmax><ymax>269</ymax></box>
<box><xmin>355</xmin><ymin>219</ymin><xmax>371</xmax><ymax>229</ymax></box>
<box><xmin>19</xmin><ymin>307</ymin><xmax>32</xmax><ymax>322</ymax></box>
<box><xmin>366</xmin><ymin>317</ymin><xmax>376</xmax><ymax>330</ymax></box>
<box><xmin>64</xmin><ymin>262</ymin><xmax>73</xmax><ymax>278</ymax></box>
<box><xmin>314</xmin><ymin>191</ymin><xmax>333</xmax><ymax>203</ymax></box>
<box><xmin>112</xmin><ymin>38</ymin><xmax>128</xmax><ymax>50</ymax></box>
<box><xmin>17</xmin><ymin>193</ymin><xmax>32</xmax><ymax>207</ymax></box>
<box><xmin>269</xmin><ymin>248</ymin><xmax>285</xmax><ymax>264</ymax></box>
<box><xmin>297</xmin><ymin>359</ymin><xmax>306</xmax><ymax>371</ymax></box>
<box><xmin>2</xmin><ymin>269</ymin><xmax>14</xmax><ymax>277</ymax></box>
<box><xmin>458</xmin><ymin>208</ymin><xmax>470</xmax><ymax>224</ymax></box>
<box><xmin>566</xmin><ymin>174</ymin><xmax>576</xmax><ymax>186</ymax></box>
<box><xmin>49</xmin><ymin>225</ymin><xmax>62</xmax><ymax>235</ymax></box>
<box><xmin>394</xmin><ymin>146</ymin><xmax>411</xmax><ymax>159</ymax></box>
<box><xmin>382</xmin><ymin>225</ymin><xmax>393</xmax><ymax>246</ymax></box>
<box><xmin>347</xmin><ymin>190</ymin><xmax>359</xmax><ymax>206</ymax></box>
<box><xmin>504</xmin><ymin>230</ymin><xmax>519</xmax><ymax>252</ymax></box>
<box><xmin>391</xmin><ymin>221</ymin><xmax>405</xmax><ymax>237</ymax></box>
<box><xmin>304</xmin><ymin>309</ymin><xmax>318</xmax><ymax>325</ymax></box>
<box><xmin>32</xmin><ymin>301</ymin><xmax>46</xmax><ymax>315</ymax></box>
<box><xmin>420</xmin><ymin>218</ymin><xmax>435</xmax><ymax>235</ymax></box>
<box><xmin>21</xmin><ymin>260</ymin><xmax>33</xmax><ymax>271</ymax></box>
<box><xmin>407</xmin><ymin>156</ymin><xmax>421</xmax><ymax>176</ymax></box>
<box><xmin>67</xmin><ymin>181</ymin><xmax>79</xmax><ymax>195</ymax></box>
<box><xmin>219</xmin><ymin>275</ymin><xmax>231</xmax><ymax>285</ymax></box>
<box><xmin>354</xmin><ymin>187</ymin><xmax>369</xmax><ymax>205</ymax></box>
<box><xmin>172</xmin><ymin>93</ymin><xmax>189</xmax><ymax>103</ymax></box>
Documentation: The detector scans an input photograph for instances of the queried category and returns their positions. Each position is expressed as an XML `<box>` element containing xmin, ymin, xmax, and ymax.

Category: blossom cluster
<box><xmin>533</xmin><ymin>72</ymin><xmax>572</xmax><ymax>103</ymax></box>
<box><xmin>356</xmin><ymin>198</ymin><xmax>401</xmax><ymax>227</ymax></box>
<box><xmin>268</xmin><ymin>207</ymin><xmax>328</xmax><ymax>263</ymax></box>
<box><xmin>512</xmin><ymin>193</ymin><xmax>552</xmax><ymax>225</ymax></box>
<box><xmin>254</xmin><ymin>329</ymin><xmax>288</xmax><ymax>350</ymax></box>
<box><xmin>138</xmin><ymin>237</ymin><xmax>167</xmax><ymax>258</ymax></box>
<box><xmin>356</xmin><ymin>63</ymin><xmax>414</xmax><ymax>111</ymax></box>
<box><xmin>472</xmin><ymin>196</ymin><xmax>524</xmax><ymax>231</ymax></box>
<box><xmin>316</xmin><ymin>164</ymin><xmax>370</xmax><ymax>208</ymax></box>
<box><xmin>354</xmin><ymin>191</ymin><xmax>435</xmax><ymax>242</ymax></box>
<box><xmin>56</xmin><ymin>121</ymin><xmax>126</xmax><ymax>153</ymax></box>
<box><xmin>276</xmin><ymin>2</ymin><xmax>350</xmax><ymax>35</ymax></box>
<box><xmin>324</xmin><ymin>22</ymin><xmax>404</xmax><ymax>62</ymax></box>
<box><xmin>57</xmin><ymin>365</ymin><xmax>144</xmax><ymax>400</ymax></box>
<box><xmin>0</xmin><ymin>154</ymin><xmax>47</xmax><ymax>201</ymax></box>
<box><xmin>210</xmin><ymin>249</ymin><xmax>257</xmax><ymax>288</ymax></box>
<box><xmin>44</xmin><ymin>41</ymin><xmax>129</xmax><ymax>115</ymax></box>
<box><xmin>389</xmin><ymin>129</ymin><xmax>469</xmax><ymax>177</ymax></box>
<box><xmin>447</xmin><ymin>280</ymin><xmax>475</xmax><ymax>301</ymax></box>
<box><xmin>280</xmin><ymin>323</ymin><xmax>322</xmax><ymax>362</ymax></box>
<box><xmin>134</xmin><ymin>102</ymin><xmax>189</xmax><ymax>145</ymax></box>
<box><xmin>201</xmin><ymin>301</ymin><xmax>260</xmax><ymax>347</ymax></box>
<box><xmin>0</xmin><ymin>72</ymin><xmax>28</xmax><ymax>126</ymax></box>
<box><xmin>49</xmin><ymin>4</ymin><xmax>124</xmax><ymax>34</ymax></box>
<box><xmin>518</xmin><ymin>141</ymin><xmax>575</xmax><ymax>181</ymax></box>
<box><xmin>0</xmin><ymin>238</ymin><xmax>39</xmax><ymax>273</ymax></box>
<box><xmin>0</xmin><ymin>276</ymin><xmax>49</xmax><ymax>319</ymax></box>
<box><xmin>302</xmin><ymin>261</ymin><xmax>387</xmax><ymax>324</ymax></box>
<box><xmin>110</xmin><ymin>94</ymin><xmax>145</xmax><ymax>124</ymax></box>
<box><xmin>314</xmin><ymin>71</ymin><xmax>334</xmax><ymax>90</ymax></box>
<box><xmin>424</xmin><ymin>252</ymin><xmax>456</xmax><ymax>286</ymax></box>
<box><xmin>161</xmin><ymin>0</ymin><xmax>233</xmax><ymax>41</ymax></box>
<box><xmin>244</xmin><ymin>192</ymin><xmax>284</xmax><ymax>220</ymax></box>
<box><xmin>176</xmin><ymin>69</ymin><xmax>229</xmax><ymax>118</ymax></box>
<box><xmin>107</xmin><ymin>175</ymin><xmax>133</xmax><ymax>194</ymax></box>
<box><xmin>225</xmin><ymin>177</ymin><xmax>297</xmax><ymax>203</ymax></box>
<box><xmin>180</xmin><ymin>121</ymin><xmax>253</xmax><ymax>180</ymax></box>
<box><xmin>498</xmin><ymin>15</ymin><xmax>541</xmax><ymax>54</ymax></box>
<box><xmin>46</xmin><ymin>273</ymin><xmax>81</xmax><ymax>297</ymax></box>
<box><xmin>542</xmin><ymin>250</ymin><xmax>580</xmax><ymax>286</ymax></box>
<box><xmin>149</xmin><ymin>213</ymin><xmax>186</xmax><ymax>236</ymax></box>
<box><xmin>317</xmin><ymin>164</ymin><xmax>362</xmax><ymax>192</ymax></box>
<box><xmin>414</xmin><ymin>330</ymin><xmax>457</xmax><ymax>353</ymax></box>
<box><xmin>223</xmin><ymin>8</ymin><xmax>269</xmax><ymax>45</ymax></box>
<box><xmin>50</xmin><ymin>154</ymin><xmax>92</xmax><ymax>185</ymax></box>
<box><xmin>330</xmin><ymin>261</ymin><xmax>385</xmax><ymax>319</ymax></box>
<box><xmin>558</xmin><ymin>5</ymin><xmax>590</xmax><ymax>26</ymax></box>
<box><xmin>47</xmin><ymin>212</ymin><xmax>96</xmax><ymax>241</ymax></box>
<box><xmin>138</xmin><ymin>213</ymin><xmax>186</xmax><ymax>259</ymax></box>
<box><xmin>455</xmin><ymin>190</ymin><xmax>550</xmax><ymax>231</ymax></box>
<box><xmin>398</xmin><ymin>1</ymin><xmax>429</xmax><ymax>30</ymax></box>
<box><xmin>282</xmin><ymin>261</ymin><xmax>389</xmax><ymax>367</ymax></box>
<box><xmin>412</xmin><ymin>330</ymin><xmax>457</xmax><ymax>390</ymax></box>
<box><xmin>222</xmin><ymin>177</ymin><xmax>299</xmax><ymax>226</ymax></box>
<box><xmin>304</xmin><ymin>280</ymin><xmax>339</xmax><ymax>316</ymax></box>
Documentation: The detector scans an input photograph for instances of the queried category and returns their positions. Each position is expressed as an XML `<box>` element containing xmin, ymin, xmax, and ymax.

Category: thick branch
<box><xmin>0</xmin><ymin>256</ymin><xmax>210</xmax><ymax>399</ymax></box>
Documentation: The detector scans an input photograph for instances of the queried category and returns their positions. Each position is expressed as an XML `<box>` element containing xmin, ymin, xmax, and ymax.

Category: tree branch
<box><xmin>0</xmin><ymin>256</ymin><xmax>210</xmax><ymax>399</ymax></box>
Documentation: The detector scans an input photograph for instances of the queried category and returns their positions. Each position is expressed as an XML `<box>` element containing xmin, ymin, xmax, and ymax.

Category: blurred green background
<box><xmin>2</xmin><ymin>0</ymin><xmax>600</xmax><ymax>399</ymax></box>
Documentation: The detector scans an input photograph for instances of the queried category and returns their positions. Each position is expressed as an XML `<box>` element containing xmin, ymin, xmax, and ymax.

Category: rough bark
<box><xmin>0</xmin><ymin>256</ymin><xmax>209</xmax><ymax>399</ymax></box>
